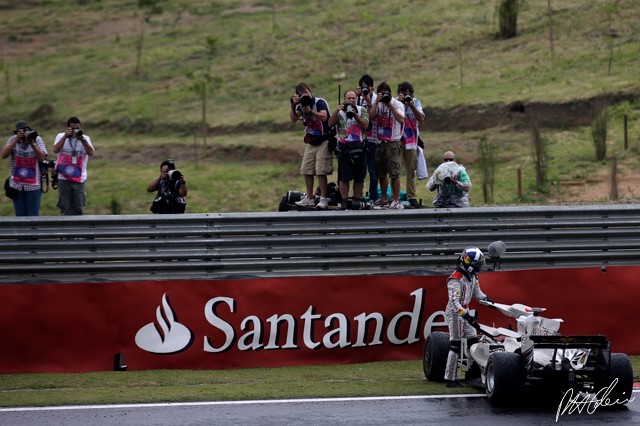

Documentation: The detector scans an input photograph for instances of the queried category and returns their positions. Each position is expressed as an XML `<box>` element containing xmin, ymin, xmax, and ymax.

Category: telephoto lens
<box><xmin>347</xmin><ymin>199</ymin><xmax>370</xmax><ymax>210</ymax></box>
<box><xmin>168</xmin><ymin>170</ymin><xmax>183</xmax><ymax>181</ymax></box>
<box><xmin>286</xmin><ymin>190</ymin><xmax>305</xmax><ymax>204</ymax></box>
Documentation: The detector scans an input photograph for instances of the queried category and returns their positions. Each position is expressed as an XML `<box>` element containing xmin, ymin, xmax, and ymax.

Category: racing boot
<box><xmin>444</xmin><ymin>341</ymin><xmax>463</xmax><ymax>388</ymax></box>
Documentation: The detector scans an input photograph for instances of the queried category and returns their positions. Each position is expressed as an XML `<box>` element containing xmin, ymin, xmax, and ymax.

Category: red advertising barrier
<box><xmin>0</xmin><ymin>266</ymin><xmax>637</xmax><ymax>373</ymax></box>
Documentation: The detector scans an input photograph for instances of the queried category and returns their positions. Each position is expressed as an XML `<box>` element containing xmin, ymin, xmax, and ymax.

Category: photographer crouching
<box><xmin>426</xmin><ymin>151</ymin><xmax>471</xmax><ymax>208</ymax></box>
<box><xmin>147</xmin><ymin>159</ymin><xmax>188</xmax><ymax>214</ymax></box>
<box><xmin>2</xmin><ymin>120</ymin><xmax>48</xmax><ymax>216</ymax></box>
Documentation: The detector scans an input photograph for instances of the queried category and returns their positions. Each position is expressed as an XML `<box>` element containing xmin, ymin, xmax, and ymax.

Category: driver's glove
<box><xmin>462</xmin><ymin>312</ymin><xmax>480</xmax><ymax>330</ymax></box>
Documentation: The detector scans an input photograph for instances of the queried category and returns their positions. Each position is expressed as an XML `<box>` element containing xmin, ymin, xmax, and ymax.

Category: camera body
<box><xmin>25</xmin><ymin>129</ymin><xmax>36</xmax><ymax>139</ymax></box>
<box><xmin>403</xmin><ymin>94</ymin><xmax>413</xmax><ymax>104</ymax></box>
<box><xmin>71</xmin><ymin>127</ymin><xmax>84</xmax><ymax>138</ymax></box>
<box><xmin>380</xmin><ymin>91</ymin><xmax>392</xmax><ymax>104</ymax></box>
<box><xmin>361</xmin><ymin>87</ymin><xmax>370</xmax><ymax>96</ymax></box>
<box><xmin>443</xmin><ymin>175</ymin><xmax>453</xmax><ymax>185</ymax></box>
<box><xmin>343</xmin><ymin>102</ymin><xmax>357</xmax><ymax>119</ymax></box>
<box><xmin>41</xmin><ymin>159</ymin><xmax>56</xmax><ymax>169</ymax></box>
<box><xmin>299</xmin><ymin>93</ymin><xmax>313</xmax><ymax>107</ymax></box>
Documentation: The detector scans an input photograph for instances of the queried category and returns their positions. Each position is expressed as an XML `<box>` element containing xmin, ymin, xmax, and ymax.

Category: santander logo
<box><xmin>135</xmin><ymin>293</ymin><xmax>193</xmax><ymax>354</ymax></box>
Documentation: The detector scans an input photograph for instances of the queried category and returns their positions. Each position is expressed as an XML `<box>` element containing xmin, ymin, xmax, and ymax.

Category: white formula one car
<box><xmin>423</xmin><ymin>300</ymin><xmax>634</xmax><ymax>405</ymax></box>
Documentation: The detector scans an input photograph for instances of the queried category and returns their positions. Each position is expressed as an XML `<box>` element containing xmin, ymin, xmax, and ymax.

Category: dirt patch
<box><xmin>424</xmin><ymin>91</ymin><xmax>639</xmax><ymax>132</ymax></box>
<box><xmin>106</xmin><ymin>143</ymin><xmax>303</xmax><ymax>165</ymax></box>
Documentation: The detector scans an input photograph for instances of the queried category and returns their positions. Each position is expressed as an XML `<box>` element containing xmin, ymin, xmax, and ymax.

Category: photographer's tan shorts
<box><xmin>300</xmin><ymin>141</ymin><xmax>333</xmax><ymax>176</ymax></box>
<box><xmin>374</xmin><ymin>140</ymin><xmax>402</xmax><ymax>179</ymax></box>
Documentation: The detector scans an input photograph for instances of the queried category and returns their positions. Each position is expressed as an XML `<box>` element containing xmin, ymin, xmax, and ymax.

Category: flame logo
<box><xmin>135</xmin><ymin>293</ymin><xmax>193</xmax><ymax>354</ymax></box>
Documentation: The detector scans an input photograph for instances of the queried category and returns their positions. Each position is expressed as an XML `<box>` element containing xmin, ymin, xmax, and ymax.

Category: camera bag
<box><xmin>4</xmin><ymin>177</ymin><xmax>18</xmax><ymax>200</ymax></box>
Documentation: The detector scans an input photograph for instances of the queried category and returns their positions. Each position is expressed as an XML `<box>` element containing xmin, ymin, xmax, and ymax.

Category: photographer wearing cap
<box><xmin>53</xmin><ymin>116</ymin><xmax>95</xmax><ymax>215</ymax></box>
<box><xmin>327</xmin><ymin>90</ymin><xmax>369</xmax><ymax>203</ymax></box>
<box><xmin>2</xmin><ymin>120</ymin><xmax>48</xmax><ymax>216</ymax></box>
<box><xmin>147</xmin><ymin>159</ymin><xmax>188</xmax><ymax>214</ymax></box>
<box><xmin>289</xmin><ymin>82</ymin><xmax>333</xmax><ymax>210</ymax></box>
<box><xmin>427</xmin><ymin>151</ymin><xmax>471</xmax><ymax>208</ymax></box>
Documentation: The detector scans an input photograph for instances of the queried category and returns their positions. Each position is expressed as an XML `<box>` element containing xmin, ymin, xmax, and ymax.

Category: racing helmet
<box><xmin>459</xmin><ymin>246</ymin><xmax>485</xmax><ymax>274</ymax></box>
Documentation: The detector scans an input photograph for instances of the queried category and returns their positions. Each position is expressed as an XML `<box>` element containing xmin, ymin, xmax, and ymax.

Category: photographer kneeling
<box><xmin>147</xmin><ymin>159</ymin><xmax>188</xmax><ymax>214</ymax></box>
<box><xmin>426</xmin><ymin>151</ymin><xmax>471</xmax><ymax>208</ymax></box>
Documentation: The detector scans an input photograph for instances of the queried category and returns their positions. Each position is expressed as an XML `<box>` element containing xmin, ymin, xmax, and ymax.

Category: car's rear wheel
<box><xmin>485</xmin><ymin>351</ymin><xmax>524</xmax><ymax>405</ymax></box>
<box><xmin>423</xmin><ymin>331</ymin><xmax>450</xmax><ymax>382</ymax></box>
<box><xmin>596</xmin><ymin>353</ymin><xmax>633</xmax><ymax>404</ymax></box>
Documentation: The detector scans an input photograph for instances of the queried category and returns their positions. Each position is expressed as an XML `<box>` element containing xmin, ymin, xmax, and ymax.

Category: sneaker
<box><xmin>316</xmin><ymin>196</ymin><xmax>328</xmax><ymax>209</ymax></box>
<box><xmin>295</xmin><ymin>196</ymin><xmax>315</xmax><ymax>207</ymax></box>
<box><xmin>373</xmin><ymin>199</ymin><xmax>388</xmax><ymax>207</ymax></box>
<box><xmin>445</xmin><ymin>380</ymin><xmax>463</xmax><ymax>388</ymax></box>
<box><xmin>409</xmin><ymin>199</ymin><xmax>420</xmax><ymax>207</ymax></box>
<box><xmin>389</xmin><ymin>200</ymin><xmax>404</xmax><ymax>210</ymax></box>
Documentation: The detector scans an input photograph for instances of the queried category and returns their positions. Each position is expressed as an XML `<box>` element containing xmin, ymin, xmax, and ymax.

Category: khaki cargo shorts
<box><xmin>300</xmin><ymin>141</ymin><xmax>333</xmax><ymax>176</ymax></box>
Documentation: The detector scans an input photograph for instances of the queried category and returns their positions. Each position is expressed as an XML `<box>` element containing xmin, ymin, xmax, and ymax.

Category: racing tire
<box><xmin>485</xmin><ymin>352</ymin><xmax>524</xmax><ymax>405</ymax></box>
<box><xmin>423</xmin><ymin>331</ymin><xmax>450</xmax><ymax>382</ymax></box>
<box><xmin>596</xmin><ymin>353</ymin><xmax>634</xmax><ymax>404</ymax></box>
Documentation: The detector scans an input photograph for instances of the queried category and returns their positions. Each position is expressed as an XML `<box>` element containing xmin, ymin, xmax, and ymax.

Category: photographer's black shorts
<box><xmin>338</xmin><ymin>142</ymin><xmax>366</xmax><ymax>184</ymax></box>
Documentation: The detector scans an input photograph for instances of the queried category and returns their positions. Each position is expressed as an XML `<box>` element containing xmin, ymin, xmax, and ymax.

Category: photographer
<box><xmin>369</xmin><ymin>81</ymin><xmax>405</xmax><ymax>209</ymax></box>
<box><xmin>426</xmin><ymin>151</ymin><xmax>471</xmax><ymax>208</ymax></box>
<box><xmin>355</xmin><ymin>74</ymin><xmax>379</xmax><ymax>203</ymax></box>
<box><xmin>397</xmin><ymin>81</ymin><xmax>425</xmax><ymax>208</ymax></box>
<box><xmin>53</xmin><ymin>116</ymin><xmax>95</xmax><ymax>215</ymax></box>
<box><xmin>327</xmin><ymin>90</ymin><xmax>369</xmax><ymax>204</ymax></box>
<box><xmin>147</xmin><ymin>159</ymin><xmax>188</xmax><ymax>214</ymax></box>
<box><xmin>2</xmin><ymin>120</ymin><xmax>48</xmax><ymax>216</ymax></box>
<box><xmin>289</xmin><ymin>82</ymin><xmax>332</xmax><ymax>209</ymax></box>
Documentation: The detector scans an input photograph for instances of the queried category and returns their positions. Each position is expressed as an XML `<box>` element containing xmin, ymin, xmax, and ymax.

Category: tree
<box><xmin>187</xmin><ymin>37</ymin><xmax>222</xmax><ymax>147</ymax></box>
<box><xmin>497</xmin><ymin>0</ymin><xmax>520</xmax><ymax>39</ymax></box>
<box><xmin>134</xmin><ymin>0</ymin><xmax>164</xmax><ymax>77</ymax></box>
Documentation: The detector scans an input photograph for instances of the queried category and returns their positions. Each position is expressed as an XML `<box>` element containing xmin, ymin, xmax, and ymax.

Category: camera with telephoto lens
<box><xmin>40</xmin><ymin>159</ymin><xmax>58</xmax><ymax>190</ymax></box>
<box><xmin>14</xmin><ymin>127</ymin><xmax>37</xmax><ymax>141</ymax></box>
<box><xmin>361</xmin><ymin>87</ymin><xmax>370</xmax><ymax>96</ymax></box>
<box><xmin>298</xmin><ymin>93</ymin><xmax>313</xmax><ymax>107</ymax></box>
<box><xmin>168</xmin><ymin>169</ymin><xmax>182</xmax><ymax>181</ymax></box>
<box><xmin>71</xmin><ymin>127</ymin><xmax>84</xmax><ymax>138</ymax></box>
<box><xmin>403</xmin><ymin>94</ymin><xmax>413</xmax><ymax>104</ymax></box>
<box><xmin>380</xmin><ymin>91</ymin><xmax>392</xmax><ymax>104</ymax></box>
<box><xmin>343</xmin><ymin>102</ymin><xmax>356</xmax><ymax>119</ymax></box>
<box><xmin>347</xmin><ymin>199</ymin><xmax>371</xmax><ymax>210</ymax></box>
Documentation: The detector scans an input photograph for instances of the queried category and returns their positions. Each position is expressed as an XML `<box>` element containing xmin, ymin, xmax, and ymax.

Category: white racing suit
<box><xmin>444</xmin><ymin>269</ymin><xmax>488</xmax><ymax>382</ymax></box>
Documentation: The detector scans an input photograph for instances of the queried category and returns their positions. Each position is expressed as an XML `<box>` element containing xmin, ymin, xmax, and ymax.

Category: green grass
<box><xmin>1</xmin><ymin>357</ymin><xmax>639</xmax><ymax>408</ymax></box>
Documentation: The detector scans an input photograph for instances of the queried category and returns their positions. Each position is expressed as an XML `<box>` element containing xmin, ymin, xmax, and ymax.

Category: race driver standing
<box><xmin>444</xmin><ymin>246</ymin><xmax>494</xmax><ymax>387</ymax></box>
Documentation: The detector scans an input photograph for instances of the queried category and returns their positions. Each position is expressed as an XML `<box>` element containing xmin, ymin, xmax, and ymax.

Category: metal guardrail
<box><xmin>1</xmin><ymin>204</ymin><xmax>640</xmax><ymax>283</ymax></box>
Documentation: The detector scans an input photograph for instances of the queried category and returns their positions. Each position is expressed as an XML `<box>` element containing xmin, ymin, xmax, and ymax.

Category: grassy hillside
<box><xmin>1</xmin><ymin>0</ymin><xmax>638</xmax><ymax>131</ymax></box>
<box><xmin>0</xmin><ymin>0</ymin><xmax>639</xmax><ymax>215</ymax></box>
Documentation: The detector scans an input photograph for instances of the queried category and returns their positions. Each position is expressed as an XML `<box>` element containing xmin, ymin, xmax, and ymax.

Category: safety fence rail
<box><xmin>1</xmin><ymin>204</ymin><xmax>640</xmax><ymax>283</ymax></box>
